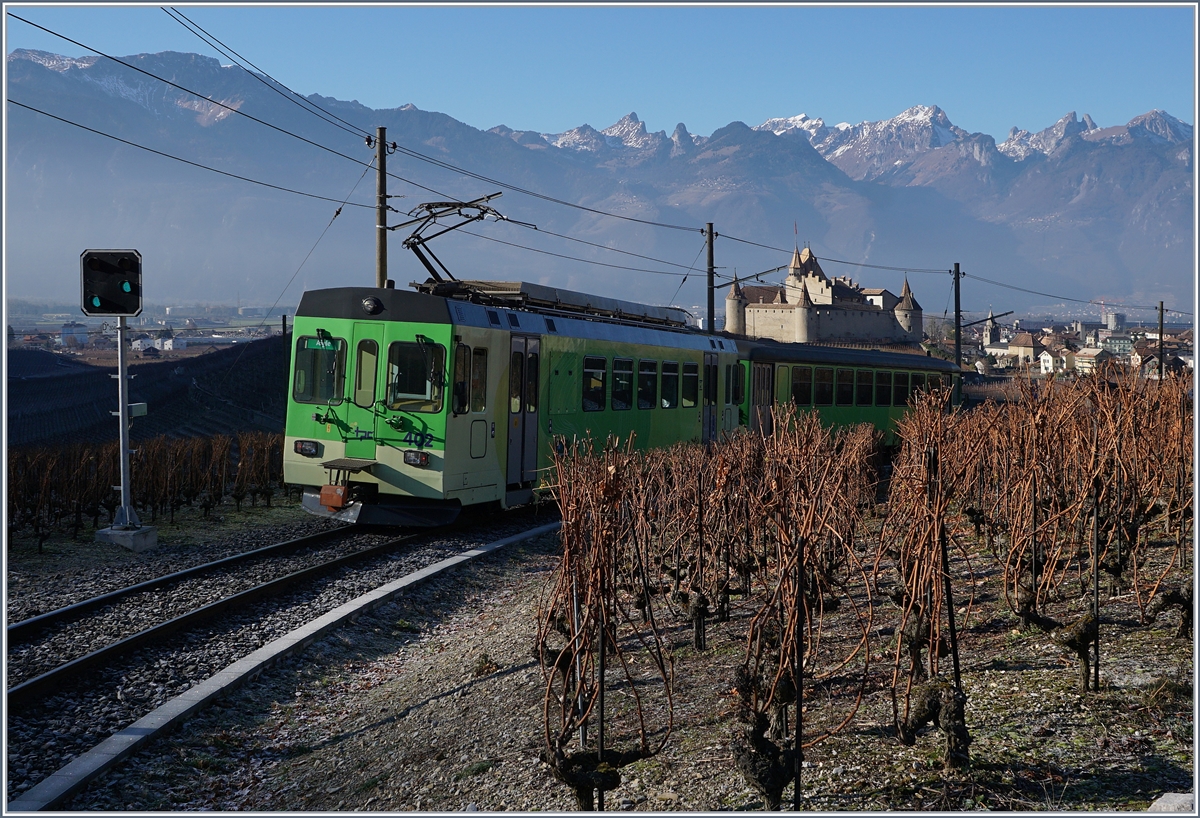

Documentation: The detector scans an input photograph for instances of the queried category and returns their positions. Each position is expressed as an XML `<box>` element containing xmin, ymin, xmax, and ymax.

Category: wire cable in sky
<box><xmin>719</xmin><ymin>232</ymin><xmax>950</xmax><ymax>274</ymax></box>
<box><xmin>963</xmin><ymin>271</ymin><xmax>1192</xmax><ymax>316</ymax></box>
<box><xmin>8</xmin><ymin>12</ymin><xmax>447</xmax><ymax>199</ymax></box>
<box><xmin>503</xmin><ymin>222</ymin><xmax>711</xmax><ymax>271</ymax></box>
<box><xmin>458</xmin><ymin>229</ymin><xmax>694</xmax><ymax>277</ymax></box>
<box><xmin>216</xmin><ymin>158</ymin><xmax>377</xmax><ymax>393</ymax></box>
<box><xmin>8</xmin><ymin>99</ymin><xmax>376</xmax><ymax>209</ymax></box>
<box><xmin>161</xmin><ymin>6</ymin><xmax>373</xmax><ymax>143</ymax></box>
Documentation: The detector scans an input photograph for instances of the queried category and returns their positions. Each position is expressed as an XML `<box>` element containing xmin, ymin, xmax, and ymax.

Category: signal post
<box><xmin>82</xmin><ymin>249</ymin><xmax>158</xmax><ymax>552</ymax></box>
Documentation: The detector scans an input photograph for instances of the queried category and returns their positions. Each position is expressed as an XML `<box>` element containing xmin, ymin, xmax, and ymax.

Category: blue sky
<box><xmin>5</xmin><ymin>3</ymin><xmax>1196</xmax><ymax>140</ymax></box>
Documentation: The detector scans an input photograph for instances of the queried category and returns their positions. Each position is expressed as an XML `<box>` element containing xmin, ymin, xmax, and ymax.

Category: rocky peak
<box><xmin>998</xmin><ymin>111</ymin><xmax>1098</xmax><ymax>160</ymax></box>
<box><xmin>600</xmin><ymin>112</ymin><xmax>666</xmax><ymax>150</ymax></box>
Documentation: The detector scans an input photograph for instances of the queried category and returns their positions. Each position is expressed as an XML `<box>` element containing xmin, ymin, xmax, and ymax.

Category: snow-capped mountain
<box><xmin>998</xmin><ymin>111</ymin><xmax>1099</xmax><ymax>160</ymax></box>
<box><xmin>5</xmin><ymin>47</ymin><xmax>1193</xmax><ymax>312</ymax></box>
<box><xmin>754</xmin><ymin>105</ymin><xmax>969</xmax><ymax>181</ymax></box>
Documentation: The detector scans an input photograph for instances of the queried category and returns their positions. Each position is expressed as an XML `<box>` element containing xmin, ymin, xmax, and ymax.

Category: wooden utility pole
<box><xmin>706</xmin><ymin>223</ymin><xmax>715</xmax><ymax>332</ymax></box>
<box><xmin>953</xmin><ymin>263</ymin><xmax>962</xmax><ymax>406</ymax></box>
<box><xmin>1158</xmin><ymin>301</ymin><xmax>1165</xmax><ymax>380</ymax></box>
<box><xmin>376</xmin><ymin>126</ymin><xmax>388</xmax><ymax>289</ymax></box>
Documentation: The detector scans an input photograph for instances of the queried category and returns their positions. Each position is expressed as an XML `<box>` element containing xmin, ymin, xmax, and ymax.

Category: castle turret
<box><xmin>794</xmin><ymin>279</ymin><xmax>813</xmax><ymax>343</ymax></box>
<box><xmin>895</xmin><ymin>277</ymin><xmax>923</xmax><ymax>342</ymax></box>
<box><xmin>725</xmin><ymin>281</ymin><xmax>747</xmax><ymax>335</ymax></box>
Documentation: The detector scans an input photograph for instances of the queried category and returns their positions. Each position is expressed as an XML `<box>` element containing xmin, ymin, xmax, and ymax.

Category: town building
<box><xmin>1074</xmin><ymin>347</ymin><xmax>1114</xmax><ymax>375</ymax></box>
<box><xmin>725</xmin><ymin>247</ymin><xmax>921</xmax><ymax>346</ymax></box>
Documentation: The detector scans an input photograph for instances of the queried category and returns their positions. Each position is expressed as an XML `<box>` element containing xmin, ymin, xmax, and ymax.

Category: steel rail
<box><xmin>6</xmin><ymin>527</ymin><xmax>354</xmax><ymax>645</ymax></box>
<box><xmin>6</xmin><ymin>530</ymin><xmax>423</xmax><ymax>713</ymax></box>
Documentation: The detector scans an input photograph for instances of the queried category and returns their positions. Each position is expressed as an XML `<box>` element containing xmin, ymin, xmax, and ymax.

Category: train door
<box><xmin>506</xmin><ymin>336</ymin><xmax>541</xmax><ymax>498</ymax></box>
<box><xmin>344</xmin><ymin>323</ymin><xmax>384</xmax><ymax>460</ymax></box>
<box><xmin>751</xmin><ymin>362</ymin><xmax>774</xmax><ymax>435</ymax></box>
<box><xmin>702</xmin><ymin>352</ymin><xmax>718</xmax><ymax>443</ymax></box>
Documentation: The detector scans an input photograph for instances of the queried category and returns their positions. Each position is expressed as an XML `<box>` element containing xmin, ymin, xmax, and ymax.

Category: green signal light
<box><xmin>122</xmin><ymin>281</ymin><xmax>132</xmax><ymax>293</ymax></box>
<box><xmin>92</xmin><ymin>296</ymin><xmax>101</xmax><ymax>307</ymax></box>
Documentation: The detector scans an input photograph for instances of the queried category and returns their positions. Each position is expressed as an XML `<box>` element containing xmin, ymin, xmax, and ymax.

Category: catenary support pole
<box><xmin>706</xmin><ymin>223</ymin><xmax>715</xmax><ymax>332</ymax></box>
<box><xmin>953</xmin><ymin>262</ymin><xmax>962</xmax><ymax>406</ymax></box>
<box><xmin>1158</xmin><ymin>301</ymin><xmax>1165</xmax><ymax>380</ymax></box>
<box><xmin>376</xmin><ymin>126</ymin><xmax>388</xmax><ymax>289</ymax></box>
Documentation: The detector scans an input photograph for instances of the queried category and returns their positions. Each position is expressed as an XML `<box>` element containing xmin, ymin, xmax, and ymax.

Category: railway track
<box><xmin>6</xmin><ymin>510</ymin><xmax>560</xmax><ymax>809</ymax></box>
<box><xmin>6</xmin><ymin>528</ymin><xmax>421</xmax><ymax>710</ymax></box>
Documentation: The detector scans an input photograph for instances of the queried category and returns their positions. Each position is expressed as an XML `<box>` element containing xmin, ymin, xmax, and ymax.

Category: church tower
<box><xmin>982</xmin><ymin>309</ymin><xmax>1000</xmax><ymax>346</ymax></box>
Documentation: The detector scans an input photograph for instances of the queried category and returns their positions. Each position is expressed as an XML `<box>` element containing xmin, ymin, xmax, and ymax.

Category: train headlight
<box><xmin>294</xmin><ymin>440</ymin><xmax>320</xmax><ymax>457</ymax></box>
<box><xmin>362</xmin><ymin>296</ymin><xmax>383</xmax><ymax>315</ymax></box>
<box><xmin>403</xmin><ymin>450</ymin><xmax>430</xmax><ymax>467</ymax></box>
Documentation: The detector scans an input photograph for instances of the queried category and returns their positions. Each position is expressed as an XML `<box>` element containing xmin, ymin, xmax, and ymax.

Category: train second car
<box><xmin>283</xmin><ymin>282</ymin><xmax>958</xmax><ymax>526</ymax></box>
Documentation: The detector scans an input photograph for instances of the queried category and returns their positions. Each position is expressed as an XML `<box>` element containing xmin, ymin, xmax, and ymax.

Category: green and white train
<box><xmin>284</xmin><ymin>281</ymin><xmax>958</xmax><ymax>526</ymax></box>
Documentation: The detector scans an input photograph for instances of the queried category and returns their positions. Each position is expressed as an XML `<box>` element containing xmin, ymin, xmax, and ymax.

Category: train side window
<box><xmin>452</xmin><ymin>344</ymin><xmax>470</xmax><ymax>415</ymax></box>
<box><xmin>814</xmin><ymin>367</ymin><xmax>834</xmax><ymax>406</ymax></box>
<box><xmin>661</xmin><ymin>362</ymin><xmax>679</xmax><ymax>408</ymax></box>
<box><xmin>723</xmin><ymin>364</ymin><xmax>732</xmax><ymax>405</ymax></box>
<box><xmin>792</xmin><ymin>366</ymin><xmax>812</xmax><ymax>406</ymax></box>
<box><xmin>583</xmin><ymin>356</ymin><xmax>606</xmax><ymax>412</ymax></box>
<box><xmin>293</xmin><ymin>335</ymin><xmax>346</xmax><ymax>405</ymax></box>
<box><xmin>509</xmin><ymin>351</ymin><xmax>524</xmax><ymax>414</ymax></box>
<box><xmin>612</xmin><ymin>358</ymin><xmax>634</xmax><ymax>411</ymax></box>
<box><xmin>893</xmin><ymin>371</ymin><xmax>910</xmax><ymax>406</ymax></box>
<box><xmin>733</xmin><ymin>362</ymin><xmax>746</xmax><ymax>404</ymax></box>
<box><xmin>875</xmin><ymin>371</ymin><xmax>892</xmax><ymax>406</ymax></box>
<box><xmin>911</xmin><ymin>373</ymin><xmax>926</xmax><ymax>395</ymax></box>
<box><xmin>856</xmin><ymin>369</ymin><xmax>873</xmax><ymax>407</ymax></box>
<box><xmin>836</xmin><ymin>369</ymin><xmax>854</xmax><ymax>406</ymax></box>
<box><xmin>470</xmin><ymin>348</ymin><xmax>488</xmax><ymax>412</ymax></box>
<box><xmin>525</xmin><ymin>352</ymin><xmax>539</xmax><ymax>413</ymax></box>
<box><xmin>638</xmin><ymin>360</ymin><xmax>658</xmax><ymax>410</ymax></box>
<box><xmin>682</xmin><ymin>362</ymin><xmax>699</xmax><ymax>408</ymax></box>
<box><xmin>353</xmin><ymin>339</ymin><xmax>379</xmax><ymax>409</ymax></box>
<box><xmin>927</xmin><ymin>373</ymin><xmax>942</xmax><ymax>392</ymax></box>
<box><xmin>775</xmin><ymin>365</ymin><xmax>790</xmax><ymax>404</ymax></box>
<box><xmin>386</xmin><ymin>341</ymin><xmax>444</xmax><ymax>413</ymax></box>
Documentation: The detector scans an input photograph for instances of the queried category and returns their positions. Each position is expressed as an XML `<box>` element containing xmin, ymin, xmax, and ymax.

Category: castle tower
<box><xmin>794</xmin><ymin>278</ymin><xmax>813</xmax><ymax>343</ymax></box>
<box><xmin>894</xmin><ymin>277</ymin><xmax>923</xmax><ymax>342</ymax></box>
<box><xmin>725</xmin><ymin>281</ymin><xmax>747</xmax><ymax>335</ymax></box>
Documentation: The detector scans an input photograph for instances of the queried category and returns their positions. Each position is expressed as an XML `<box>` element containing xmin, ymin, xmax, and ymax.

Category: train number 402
<box><xmin>402</xmin><ymin>431</ymin><xmax>435</xmax><ymax>448</ymax></box>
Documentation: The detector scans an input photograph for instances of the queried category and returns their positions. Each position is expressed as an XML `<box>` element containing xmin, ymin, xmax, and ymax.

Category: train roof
<box><xmin>411</xmin><ymin>280</ymin><xmax>692</xmax><ymax>328</ymax></box>
<box><xmin>295</xmin><ymin>287</ymin><xmax>451</xmax><ymax>322</ymax></box>
<box><xmin>740</xmin><ymin>337</ymin><xmax>960</xmax><ymax>371</ymax></box>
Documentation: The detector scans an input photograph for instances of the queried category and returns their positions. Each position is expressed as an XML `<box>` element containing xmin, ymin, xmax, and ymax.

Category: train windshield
<box><xmin>293</xmin><ymin>335</ymin><xmax>346</xmax><ymax>405</ymax></box>
<box><xmin>386</xmin><ymin>341</ymin><xmax>445</xmax><ymax>413</ymax></box>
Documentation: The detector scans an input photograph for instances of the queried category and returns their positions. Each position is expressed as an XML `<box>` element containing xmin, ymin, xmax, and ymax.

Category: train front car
<box><xmin>285</xmin><ymin>287</ymin><xmax>465</xmax><ymax>526</ymax></box>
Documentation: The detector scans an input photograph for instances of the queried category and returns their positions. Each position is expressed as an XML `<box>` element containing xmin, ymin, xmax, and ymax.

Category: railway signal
<box><xmin>81</xmin><ymin>249</ymin><xmax>142</xmax><ymax>317</ymax></box>
<box><xmin>81</xmin><ymin>247</ymin><xmax>157</xmax><ymax>551</ymax></box>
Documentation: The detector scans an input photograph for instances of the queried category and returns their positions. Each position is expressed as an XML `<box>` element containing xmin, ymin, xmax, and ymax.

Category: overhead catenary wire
<box><xmin>8</xmin><ymin>12</ymin><xmax>445</xmax><ymax>199</ymax></box>
<box><xmin>7</xmin><ymin>99</ymin><xmax>376</xmax><ymax>209</ymax></box>
<box><xmin>215</xmin><ymin>158</ymin><xmax>378</xmax><ymax>393</ymax></box>
<box><xmin>459</xmin><ymin>229</ymin><xmax>696</xmax><ymax>277</ymax></box>
<box><xmin>963</xmin><ymin>271</ymin><xmax>1192</xmax><ymax>317</ymax></box>
<box><xmin>719</xmin><ymin>232</ymin><xmax>950</xmax><ymax>274</ymax></box>
<box><xmin>161</xmin><ymin>6</ymin><xmax>372</xmax><ymax>142</ymax></box>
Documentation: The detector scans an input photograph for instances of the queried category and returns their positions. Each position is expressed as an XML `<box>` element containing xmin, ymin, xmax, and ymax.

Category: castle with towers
<box><xmin>724</xmin><ymin>246</ymin><xmax>923</xmax><ymax>346</ymax></box>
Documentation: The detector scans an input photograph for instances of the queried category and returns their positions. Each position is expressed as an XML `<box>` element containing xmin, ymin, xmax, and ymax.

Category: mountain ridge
<box><xmin>5</xmin><ymin>48</ymin><xmax>1193</xmax><ymax>314</ymax></box>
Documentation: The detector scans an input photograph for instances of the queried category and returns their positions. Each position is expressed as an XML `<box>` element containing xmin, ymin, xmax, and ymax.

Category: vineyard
<box><xmin>537</xmin><ymin>371</ymin><xmax>1193</xmax><ymax>810</ymax></box>
<box><xmin>6</xmin><ymin>431</ymin><xmax>283</xmax><ymax>546</ymax></box>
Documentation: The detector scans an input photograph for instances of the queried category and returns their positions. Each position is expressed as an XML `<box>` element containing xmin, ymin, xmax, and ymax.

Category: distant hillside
<box><xmin>6</xmin><ymin>336</ymin><xmax>288</xmax><ymax>447</ymax></box>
